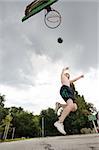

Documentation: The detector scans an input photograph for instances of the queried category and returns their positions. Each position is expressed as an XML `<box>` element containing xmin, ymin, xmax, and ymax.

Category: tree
<box><xmin>10</xmin><ymin>107</ymin><xmax>40</xmax><ymax>138</ymax></box>
<box><xmin>39</xmin><ymin>84</ymin><xmax>96</xmax><ymax>136</ymax></box>
<box><xmin>2</xmin><ymin>112</ymin><xmax>13</xmax><ymax>139</ymax></box>
<box><xmin>64</xmin><ymin>84</ymin><xmax>95</xmax><ymax>134</ymax></box>
<box><xmin>0</xmin><ymin>108</ymin><xmax>12</xmax><ymax>139</ymax></box>
<box><xmin>0</xmin><ymin>94</ymin><xmax>9</xmax><ymax>139</ymax></box>
<box><xmin>0</xmin><ymin>94</ymin><xmax>8</xmax><ymax>123</ymax></box>
<box><xmin>40</xmin><ymin>108</ymin><xmax>58</xmax><ymax>136</ymax></box>
<box><xmin>0</xmin><ymin>94</ymin><xmax>5</xmax><ymax>107</ymax></box>
<box><xmin>0</xmin><ymin>83</ymin><xmax>96</xmax><ymax>138</ymax></box>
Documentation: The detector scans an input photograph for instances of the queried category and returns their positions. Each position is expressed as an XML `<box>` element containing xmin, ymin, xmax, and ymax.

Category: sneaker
<box><xmin>55</xmin><ymin>102</ymin><xmax>61</xmax><ymax>114</ymax></box>
<box><xmin>54</xmin><ymin>121</ymin><xmax>66</xmax><ymax>135</ymax></box>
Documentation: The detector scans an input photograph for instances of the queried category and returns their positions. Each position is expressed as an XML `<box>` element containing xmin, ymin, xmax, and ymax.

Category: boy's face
<box><xmin>65</xmin><ymin>73</ymin><xmax>70</xmax><ymax>79</ymax></box>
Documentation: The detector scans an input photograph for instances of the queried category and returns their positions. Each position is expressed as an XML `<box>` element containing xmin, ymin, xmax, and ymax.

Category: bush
<box><xmin>80</xmin><ymin>128</ymin><xmax>92</xmax><ymax>134</ymax></box>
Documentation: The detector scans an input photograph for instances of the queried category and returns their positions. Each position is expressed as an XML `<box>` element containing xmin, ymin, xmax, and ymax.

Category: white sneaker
<box><xmin>55</xmin><ymin>102</ymin><xmax>61</xmax><ymax>114</ymax></box>
<box><xmin>54</xmin><ymin>121</ymin><xmax>66</xmax><ymax>135</ymax></box>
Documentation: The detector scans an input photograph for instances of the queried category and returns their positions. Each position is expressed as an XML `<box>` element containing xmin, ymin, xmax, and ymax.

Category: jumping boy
<box><xmin>54</xmin><ymin>67</ymin><xmax>84</xmax><ymax>134</ymax></box>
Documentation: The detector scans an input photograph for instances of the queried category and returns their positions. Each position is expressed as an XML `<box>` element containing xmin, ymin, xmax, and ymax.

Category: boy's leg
<box><xmin>55</xmin><ymin>102</ymin><xmax>67</xmax><ymax>113</ymax></box>
<box><xmin>54</xmin><ymin>99</ymin><xmax>74</xmax><ymax>135</ymax></box>
<box><xmin>60</xmin><ymin>103</ymin><xmax>67</xmax><ymax>108</ymax></box>
<box><xmin>71</xmin><ymin>103</ymin><xmax>77</xmax><ymax>112</ymax></box>
<box><xmin>58</xmin><ymin>99</ymin><xmax>74</xmax><ymax>123</ymax></box>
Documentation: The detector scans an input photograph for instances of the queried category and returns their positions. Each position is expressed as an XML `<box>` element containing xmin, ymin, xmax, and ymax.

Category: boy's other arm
<box><xmin>70</xmin><ymin>75</ymin><xmax>84</xmax><ymax>83</ymax></box>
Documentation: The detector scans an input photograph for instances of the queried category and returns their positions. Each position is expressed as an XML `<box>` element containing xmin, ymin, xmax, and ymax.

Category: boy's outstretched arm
<box><xmin>70</xmin><ymin>75</ymin><xmax>84</xmax><ymax>83</ymax></box>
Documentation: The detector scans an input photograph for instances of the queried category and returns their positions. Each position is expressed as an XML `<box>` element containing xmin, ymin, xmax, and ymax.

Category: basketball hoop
<box><xmin>44</xmin><ymin>8</ymin><xmax>61</xmax><ymax>29</ymax></box>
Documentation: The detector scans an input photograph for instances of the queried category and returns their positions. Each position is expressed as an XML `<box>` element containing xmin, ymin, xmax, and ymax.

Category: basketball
<box><xmin>57</xmin><ymin>37</ymin><xmax>63</xmax><ymax>43</ymax></box>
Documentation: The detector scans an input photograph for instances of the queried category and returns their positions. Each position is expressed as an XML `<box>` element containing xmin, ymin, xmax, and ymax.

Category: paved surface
<box><xmin>0</xmin><ymin>134</ymin><xmax>99</xmax><ymax>150</ymax></box>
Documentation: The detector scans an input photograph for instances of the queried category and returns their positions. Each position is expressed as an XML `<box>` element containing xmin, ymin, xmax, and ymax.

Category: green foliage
<box><xmin>10</xmin><ymin>107</ymin><xmax>40</xmax><ymax>138</ymax></box>
<box><xmin>0</xmin><ymin>94</ymin><xmax>8</xmax><ymax>123</ymax></box>
<box><xmin>40</xmin><ymin>108</ymin><xmax>58</xmax><ymax>136</ymax></box>
<box><xmin>64</xmin><ymin>85</ymin><xmax>94</xmax><ymax>135</ymax></box>
<box><xmin>0</xmin><ymin>94</ymin><xmax>5</xmax><ymax>107</ymax></box>
<box><xmin>0</xmin><ymin>107</ymin><xmax>9</xmax><ymax>123</ymax></box>
<box><xmin>0</xmin><ymin>83</ymin><xmax>96</xmax><ymax>139</ymax></box>
<box><xmin>0</xmin><ymin>94</ymin><xmax>9</xmax><ymax>138</ymax></box>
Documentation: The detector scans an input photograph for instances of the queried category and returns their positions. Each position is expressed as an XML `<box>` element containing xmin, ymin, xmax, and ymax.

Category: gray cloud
<box><xmin>0</xmin><ymin>1</ymin><xmax>98</xmax><ymax>87</ymax></box>
<box><xmin>23</xmin><ymin>1</ymin><xmax>98</xmax><ymax>69</ymax></box>
<box><xmin>0</xmin><ymin>1</ymin><xmax>35</xmax><ymax>86</ymax></box>
<box><xmin>40</xmin><ymin>1</ymin><xmax>98</xmax><ymax>70</ymax></box>
<box><xmin>61</xmin><ymin>2</ymin><xmax>98</xmax><ymax>70</ymax></box>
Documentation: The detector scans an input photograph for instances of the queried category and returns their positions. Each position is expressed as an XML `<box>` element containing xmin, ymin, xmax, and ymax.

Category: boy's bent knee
<box><xmin>72</xmin><ymin>103</ymin><xmax>77</xmax><ymax>112</ymax></box>
<box><xmin>68</xmin><ymin>103</ymin><xmax>74</xmax><ymax>111</ymax></box>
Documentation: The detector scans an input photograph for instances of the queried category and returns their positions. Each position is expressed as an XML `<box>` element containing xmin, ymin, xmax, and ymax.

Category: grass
<box><xmin>0</xmin><ymin>137</ymin><xmax>31</xmax><ymax>143</ymax></box>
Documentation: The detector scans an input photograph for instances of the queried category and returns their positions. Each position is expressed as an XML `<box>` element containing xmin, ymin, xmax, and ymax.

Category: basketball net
<box><xmin>44</xmin><ymin>9</ymin><xmax>61</xmax><ymax>29</ymax></box>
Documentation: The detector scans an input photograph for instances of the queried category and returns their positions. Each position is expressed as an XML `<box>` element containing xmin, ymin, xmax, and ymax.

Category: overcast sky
<box><xmin>0</xmin><ymin>0</ymin><xmax>99</xmax><ymax>114</ymax></box>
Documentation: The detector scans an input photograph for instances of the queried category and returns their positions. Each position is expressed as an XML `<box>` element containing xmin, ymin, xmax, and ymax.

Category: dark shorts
<box><xmin>60</xmin><ymin>85</ymin><xmax>75</xmax><ymax>102</ymax></box>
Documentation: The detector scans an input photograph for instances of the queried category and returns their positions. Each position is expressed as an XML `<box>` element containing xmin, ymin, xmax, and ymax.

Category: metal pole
<box><xmin>42</xmin><ymin>117</ymin><xmax>44</xmax><ymax>137</ymax></box>
<box><xmin>97</xmin><ymin>120</ymin><xmax>99</xmax><ymax>127</ymax></box>
<box><xmin>12</xmin><ymin>127</ymin><xmax>15</xmax><ymax>139</ymax></box>
<box><xmin>92</xmin><ymin>120</ymin><xmax>98</xmax><ymax>133</ymax></box>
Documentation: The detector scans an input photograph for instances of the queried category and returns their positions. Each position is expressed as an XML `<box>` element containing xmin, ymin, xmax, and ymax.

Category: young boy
<box><xmin>54</xmin><ymin>67</ymin><xmax>84</xmax><ymax>135</ymax></box>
